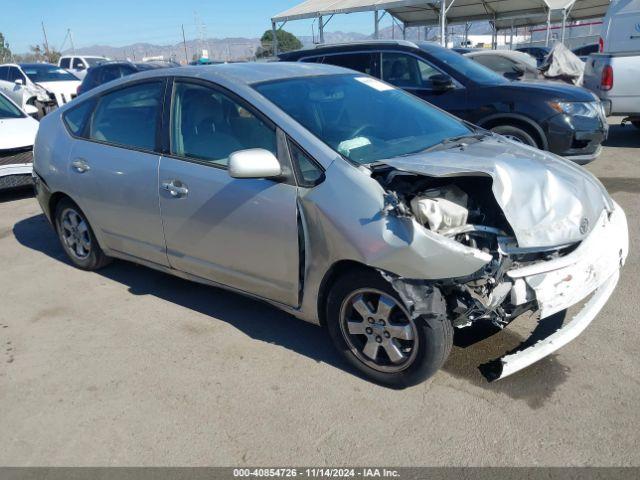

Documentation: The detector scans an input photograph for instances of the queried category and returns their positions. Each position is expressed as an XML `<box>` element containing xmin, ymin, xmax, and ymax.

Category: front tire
<box><xmin>490</xmin><ymin>124</ymin><xmax>539</xmax><ymax>147</ymax></box>
<box><xmin>54</xmin><ymin>199</ymin><xmax>111</xmax><ymax>270</ymax></box>
<box><xmin>326</xmin><ymin>269</ymin><xmax>453</xmax><ymax>389</ymax></box>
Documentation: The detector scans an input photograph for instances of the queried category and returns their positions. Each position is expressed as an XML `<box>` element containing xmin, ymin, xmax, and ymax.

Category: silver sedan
<box><xmin>33</xmin><ymin>63</ymin><xmax>628</xmax><ymax>388</ymax></box>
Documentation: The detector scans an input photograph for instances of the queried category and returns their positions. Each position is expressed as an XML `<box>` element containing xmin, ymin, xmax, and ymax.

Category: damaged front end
<box><xmin>370</xmin><ymin>160</ymin><xmax>628</xmax><ymax>381</ymax></box>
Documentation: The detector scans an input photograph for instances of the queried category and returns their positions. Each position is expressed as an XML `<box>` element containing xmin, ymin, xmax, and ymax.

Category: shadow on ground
<box><xmin>602</xmin><ymin>123</ymin><xmax>640</xmax><ymax>149</ymax></box>
<box><xmin>14</xmin><ymin>213</ymin><xmax>566</xmax><ymax>401</ymax></box>
<box><xmin>0</xmin><ymin>186</ymin><xmax>34</xmax><ymax>203</ymax></box>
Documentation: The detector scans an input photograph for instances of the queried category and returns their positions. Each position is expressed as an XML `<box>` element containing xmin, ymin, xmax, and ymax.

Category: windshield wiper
<box><xmin>422</xmin><ymin>132</ymin><xmax>490</xmax><ymax>153</ymax></box>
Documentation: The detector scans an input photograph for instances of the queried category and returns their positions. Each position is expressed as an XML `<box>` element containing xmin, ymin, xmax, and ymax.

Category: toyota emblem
<box><xmin>579</xmin><ymin>217</ymin><xmax>590</xmax><ymax>235</ymax></box>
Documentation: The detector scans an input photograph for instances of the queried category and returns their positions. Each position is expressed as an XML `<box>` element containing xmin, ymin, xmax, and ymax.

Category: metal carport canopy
<box><xmin>271</xmin><ymin>0</ymin><xmax>610</xmax><ymax>29</ymax></box>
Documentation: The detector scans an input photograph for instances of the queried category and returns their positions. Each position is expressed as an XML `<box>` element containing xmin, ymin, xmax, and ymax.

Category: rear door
<box><xmin>158</xmin><ymin>79</ymin><xmax>300</xmax><ymax>306</ymax></box>
<box><xmin>66</xmin><ymin>79</ymin><xmax>169</xmax><ymax>266</ymax></box>
<box><xmin>317</xmin><ymin>52</ymin><xmax>380</xmax><ymax>77</ymax></box>
<box><xmin>0</xmin><ymin>67</ymin><xmax>28</xmax><ymax>107</ymax></box>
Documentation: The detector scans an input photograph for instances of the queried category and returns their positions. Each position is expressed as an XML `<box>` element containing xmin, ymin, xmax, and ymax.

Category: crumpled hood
<box><xmin>0</xmin><ymin>116</ymin><xmax>39</xmax><ymax>150</ymax></box>
<box><xmin>36</xmin><ymin>80</ymin><xmax>80</xmax><ymax>105</ymax></box>
<box><xmin>380</xmin><ymin>136</ymin><xmax>612</xmax><ymax>248</ymax></box>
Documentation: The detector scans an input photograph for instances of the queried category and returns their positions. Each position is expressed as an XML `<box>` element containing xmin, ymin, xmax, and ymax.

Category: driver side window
<box><xmin>170</xmin><ymin>81</ymin><xmax>277</xmax><ymax>167</ymax></box>
<box><xmin>382</xmin><ymin>52</ymin><xmax>440</xmax><ymax>89</ymax></box>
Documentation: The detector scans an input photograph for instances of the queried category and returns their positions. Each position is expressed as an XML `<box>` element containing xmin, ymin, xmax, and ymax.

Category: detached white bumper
<box><xmin>0</xmin><ymin>163</ymin><xmax>33</xmax><ymax>177</ymax></box>
<box><xmin>487</xmin><ymin>203</ymin><xmax>628</xmax><ymax>381</ymax></box>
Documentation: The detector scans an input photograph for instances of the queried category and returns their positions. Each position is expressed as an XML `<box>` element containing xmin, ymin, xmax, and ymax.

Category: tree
<box><xmin>258</xmin><ymin>29</ymin><xmax>302</xmax><ymax>57</ymax></box>
<box><xmin>0</xmin><ymin>33</ymin><xmax>12</xmax><ymax>63</ymax></box>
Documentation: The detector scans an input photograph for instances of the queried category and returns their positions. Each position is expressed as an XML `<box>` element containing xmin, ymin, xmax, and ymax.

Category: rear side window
<box><xmin>63</xmin><ymin>99</ymin><xmax>96</xmax><ymax>137</ymax></box>
<box><xmin>471</xmin><ymin>55</ymin><xmax>517</xmax><ymax>74</ymax></box>
<box><xmin>99</xmin><ymin>65</ymin><xmax>122</xmax><ymax>84</ymax></box>
<box><xmin>89</xmin><ymin>81</ymin><xmax>163</xmax><ymax>151</ymax></box>
<box><xmin>322</xmin><ymin>53</ymin><xmax>378</xmax><ymax>76</ymax></box>
<box><xmin>60</xmin><ymin>58</ymin><xmax>71</xmax><ymax>69</ymax></box>
<box><xmin>7</xmin><ymin>67</ymin><xmax>26</xmax><ymax>83</ymax></box>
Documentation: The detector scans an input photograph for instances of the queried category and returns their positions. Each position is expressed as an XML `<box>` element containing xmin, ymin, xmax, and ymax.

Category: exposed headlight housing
<box><xmin>548</xmin><ymin>101</ymin><xmax>601</xmax><ymax>118</ymax></box>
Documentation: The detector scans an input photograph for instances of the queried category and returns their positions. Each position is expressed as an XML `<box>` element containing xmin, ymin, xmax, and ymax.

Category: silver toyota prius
<box><xmin>33</xmin><ymin>63</ymin><xmax>628</xmax><ymax>388</ymax></box>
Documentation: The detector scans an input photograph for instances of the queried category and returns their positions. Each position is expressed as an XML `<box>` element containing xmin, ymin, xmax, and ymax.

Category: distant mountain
<box><xmin>57</xmin><ymin>22</ymin><xmax>494</xmax><ymax>62</ymax></box>
<box><xmin>63</xmin><ymin>37</ymin><xmax>261</xmax><ymax>62</ymax></box>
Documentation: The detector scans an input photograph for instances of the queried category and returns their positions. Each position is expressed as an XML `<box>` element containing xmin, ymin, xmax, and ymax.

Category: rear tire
<box><xmin>54</xmin><ymin>199</ymin><xmax>111</xmax><ymax>271</ymax></box>
<box><xmin>326</xmin><ymin>269</ymin><xmax>453</xmax><ymax>389</ymax></box>
<box><xmin>490</xmin><ymin>124</ymin><xmax>539</xmax><ymax>147</ymax></box>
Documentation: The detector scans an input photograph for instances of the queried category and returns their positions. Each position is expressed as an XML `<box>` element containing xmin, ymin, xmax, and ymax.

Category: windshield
<box><xmin>419</xmin><ymin>44</ymin><xmax>508</xmax><ymax>85</ymax></box>
<box><xmin>0</xmin><ymin>93</ymin><xmax>24</xmax><ymax>119</ymax></box>
<box><xmin>85</xmin><ymin>58</ymin><xmax>105</xmax><ymax>67</ymax></box>
<box><xmin>254</xmin><ymin>74</ymin><xmax>472</xmax><ymax>165</ymax></box>
<box><xmin>21</xmin><ymin>65</ymin><xmax>78</xmax><ymax>82</ymax></box>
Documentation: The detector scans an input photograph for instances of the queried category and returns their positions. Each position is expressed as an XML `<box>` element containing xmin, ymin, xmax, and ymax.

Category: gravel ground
<box><xmin>0</xmin><ymin>118</ymin><xmax>638</xmax><ymax>466</ymax></box>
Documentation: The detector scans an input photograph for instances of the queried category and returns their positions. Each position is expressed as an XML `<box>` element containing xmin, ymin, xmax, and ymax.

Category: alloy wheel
<box><xmin>60</xmin><ymin>208</ymin><xmax>92</xmax><ymax>260</ymax></box>
<box><xmin>339</xmin><ymin>288</ymin><xmax>418</xmax><ymax>373</ymax></box>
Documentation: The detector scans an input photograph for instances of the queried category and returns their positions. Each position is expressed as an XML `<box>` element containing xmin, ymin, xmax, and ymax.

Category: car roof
<box><xmin>19</xmin><ymin>63</ymin><xmax>57</xmax><ymax>68</ymax></box>
<box><xmin>280</xmin><ymin>39</ymin><xmax>427</xmax><ymax>58</ymax></box>
<box><xmin>133</xmin><ymin>61</ymin><xmax>354</xmax><ymax>85</ymax></box>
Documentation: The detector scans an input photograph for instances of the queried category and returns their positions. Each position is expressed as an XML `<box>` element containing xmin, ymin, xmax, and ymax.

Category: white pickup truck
<box><xmin>583</xmin><ymin>0</ymin><xmax>640</xmax><ymax>127</ymax></box>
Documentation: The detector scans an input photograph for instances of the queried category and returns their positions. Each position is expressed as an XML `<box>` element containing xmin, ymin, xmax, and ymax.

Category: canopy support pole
<box><xmin>561</xmin><ymin>8</ymin><xmax>567</xmax><ymax>44</ymax></box>
<box><xmin>319</xmin><ymin>15</ymin><xmax>324</xmax><ymax>43</ymax></box>
<box><xmin>545</xmin><ymin>8</ymin><xmax>551</xmax><ymax>46</ymax></box>
<box><xmin>402</xmin><ymin>23</ymin><xmax>407</xmax><ymax>40</ymax></box>
<box><xmin>271</xmin><ymin>21</ymin><xmax>278</xmax><ymax>56</ymax></box>
<box><xmin>440</xmin><ymin>0</ymin><xmax>446</xmax><ymax>47</ymax></box>
<box><xmin>374</xmin><ymin>10</ymin><xmax>379</xmax><ymax>39</ymax></box>
<box><xmin>509</xmin><ymin>20</ymin><xmax>514</xmax><ymax>50</ymax></box>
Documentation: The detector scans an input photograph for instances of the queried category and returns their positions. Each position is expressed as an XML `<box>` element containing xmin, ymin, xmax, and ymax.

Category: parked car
<box><xmin>0</xmin><ymin>92</ymin><xmax>39</xmax><ymax>190</ymax></box>
<box><xmin>516</xmin><ymin>46</ymin><xmax>551</xmax><ymax>66</ymax></box>
<box><xmin>0</xmin><ymin>63</ymin><xmax>80</xmax><ymax>117</ymax></box>
<box><xmin>464</xmin><ymin>49</ymin><xmax>540</xmax><ymax>80</ymax></box>
<box><xmin>280</xmin><ymin>41</ymin><xmax>607</xmax><ymax>164</ymax></box>
<box><xmin>59</xmin><ymin>55</ymin><xmax>108</xmax><ymax>80</ymax></box>
<box><xmin>452</xmin><ymin>47</ymin><xmax>480</xmax><ymax>54</ymax></box>
<box><xmin>32</xmin><ymin>63</ymin><xmax>628</xmax><ymax>387</ymax></box>
<box><xmin>78</xmin><ymin>61</ymin><xmax>177</xmax><ymax>95</ymax></box>
<box><xmin>583</xmin><ymin>0</ymin><xmax>640</xmax><ymax>126</ymax></box>
<box><xmin>572</xmin><ymin>44</ymin><xmax>599</xmax><ymax>62</ymax></box>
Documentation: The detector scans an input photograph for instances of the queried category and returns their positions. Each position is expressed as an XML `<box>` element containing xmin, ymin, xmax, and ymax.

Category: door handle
<box><xmin>71</xmin><ymin>158</ymin><xmax>90</xmax><ymax>173</ymax></box>
<box><xmin>161</xmin><ymin>180</ymin><xmax>189</xmax><ymax>198</ymax></box>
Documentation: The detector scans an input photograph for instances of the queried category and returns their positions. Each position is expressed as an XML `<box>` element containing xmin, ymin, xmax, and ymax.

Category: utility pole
<box><xmin>41</xmin><ymin>21</ymin><xmax>50</xmax><ymax>61</ymax></box>
<box><xmin>181</xmin><ymin>24</ymin><xmax>188</xmax><ymax>64</ymax></box>
<box><xmin>69</xmin><ymin>28</ymin><xmax>75</xmax><ymax>54</ymax></box>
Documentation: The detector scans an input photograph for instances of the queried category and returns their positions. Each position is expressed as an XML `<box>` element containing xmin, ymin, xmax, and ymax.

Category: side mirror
<box><xmin>504</xmin><ymin>67</ymin><xmax>525</xmax><ymax>80</ymax></box>
<box><xmin>429</xmin><ymin>74</ymin><xmax>454</xmax><ymax>91</ymax></box>
<box><xmin>14</xmin><ymin>78</ymin><xmax>24</xmax><ymax>86</ymax></box>
<box><xmin>228</xmin><ymin>149</ymin><xmax>282</xmax><ymax>179</ymax></box>
<box><xmin>24</xmin><ymin>104</ymin><xmax>39</xmax><ymax>117</ymax></box>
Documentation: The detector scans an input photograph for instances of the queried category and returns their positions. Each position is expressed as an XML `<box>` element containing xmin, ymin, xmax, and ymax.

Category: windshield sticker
<box><xmin>338</xmin><ymin>136</ymin><xmax>371</xmax><ymax>156</ymax></box>
<box><xmin>354</xmin><ymin>77</ymin><xmax>394</xmax><ymax>92</ymax></box>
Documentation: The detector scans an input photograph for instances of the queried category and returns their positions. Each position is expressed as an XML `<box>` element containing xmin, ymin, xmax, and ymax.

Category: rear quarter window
<box><xmin>63</xmin><ymin>99</ymin><xmax>96</xmax><ymax>137</ymax></box>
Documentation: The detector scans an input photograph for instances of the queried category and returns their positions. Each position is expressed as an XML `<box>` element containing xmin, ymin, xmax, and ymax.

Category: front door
<box><xmin>67</xmin><ymin>80</ymin><xmax>168</xmax><ymax>266</ymax></box>
<box><xmin>158</xmin><ymin>80</ymin><xmax>300</xmax><ymax>306</ymax></box>
<box><xmin>381</xmin><ymin>52</ymin><xmax>468</xmax><ymax>119</ymax></box>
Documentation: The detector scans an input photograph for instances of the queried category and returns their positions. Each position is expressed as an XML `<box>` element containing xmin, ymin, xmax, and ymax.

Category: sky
<box><xmin>1</xmin><ymin>0</ymin><xmax>383</xmax><ymax>53</ymax></box>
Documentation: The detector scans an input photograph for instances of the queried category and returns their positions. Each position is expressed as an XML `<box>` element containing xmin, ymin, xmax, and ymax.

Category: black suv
<box><xmin>280</xmin><ymin>41</ymin><xmax>607</xmax><ymax>164</ymax></box>
<box><xmin>78</xmin><ymin>61</ymin><xmax>177</xmax><ymax>95</ymax></box>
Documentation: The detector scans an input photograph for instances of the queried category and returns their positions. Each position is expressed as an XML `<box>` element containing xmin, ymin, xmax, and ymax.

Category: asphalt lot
<box><xmin>0</xmin><ymin>118</ymin><xmax>638</xmax><ymax>466</ymax></box>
